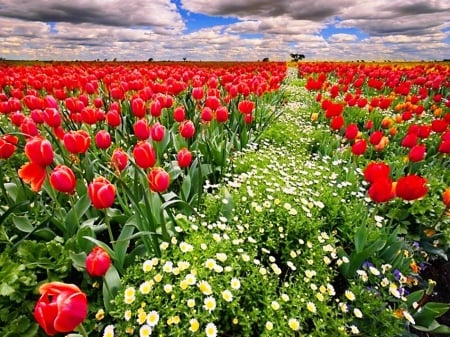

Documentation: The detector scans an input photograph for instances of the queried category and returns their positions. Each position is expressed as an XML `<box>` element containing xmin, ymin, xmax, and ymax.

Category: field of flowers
<box><xmin>0</xmin><ymin>60</ymin><xmax>449</xmax><ymax>337</ymax></box>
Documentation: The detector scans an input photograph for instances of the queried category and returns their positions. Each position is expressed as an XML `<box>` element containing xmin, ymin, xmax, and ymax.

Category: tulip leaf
<box><xmin>11</xmin><ymin>214</ymin><xmax>34</xmax><ymax>233</ymax></box>
<box><xmin>103</xmin><ymin>265</ymin><xmax>121</xmax><ymax>312</ymax></box>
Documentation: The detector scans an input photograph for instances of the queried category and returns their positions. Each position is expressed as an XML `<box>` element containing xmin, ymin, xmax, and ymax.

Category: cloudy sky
<box><xmin>0</xmin><ymin>0</ymin><xmax>449</xmax><ymax>61</ymax></box>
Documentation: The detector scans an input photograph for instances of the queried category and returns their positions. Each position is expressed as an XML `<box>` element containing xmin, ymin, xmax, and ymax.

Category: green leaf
<box><xmin>406</xmin><ymin>290</ymin><xmax>425</xmax><ymax>307</ymax></box>
<box><xmin>69</xmin><ymin>251</ymin><xmax>87</xmax><ymax>271</ymax></box>
<box><xmin>414</xmin><ymin>302</ymin><xmax>450</xmax><ymax>328</ymax></box>
<box><xmin>103</xmin><ymin>265</ymin><xmax>121</xmax><ymax>312</ymax></box>
<box><xmin>65</xmin><ymin>194</ymin><xmax>91</xmax><ymax>237</ymax></box>
<box><xmin>0</xmin><ymin>283</ymin><xmax>15</xmax><ymax>296</ymax></box>
<box><xmin>354</xmin><ymin>225</ymin><xmax>367</xmax><ymax>253</ymax></box>
<box><xmin>11</xmin><ymin>215</ymin><xmax>34</xmax><ymax>233</ymax></box>
<box><xmin>82</xmin><ymin>236</ymin><xmax>116</xmax><ymax>261</ymax></box>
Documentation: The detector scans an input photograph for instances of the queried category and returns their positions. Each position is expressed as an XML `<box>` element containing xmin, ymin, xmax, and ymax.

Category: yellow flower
<box><xmin>139</xmin><ymin>324</ymin><xmax>152</xmax><ymax>337</ymax></box>
<box><xmin>222</xmin><ymin>289</ymin><xmax>233</xmax><ymax>302</ymax></box>
<box><xmin>187</xmin><ymin>298</ymin><xmax>196</xmax><ymax>308</ymax></box>
<box><xmin>203</xmin><ymin>296</ymin><xmax>217</xmax><ymax>312</ymax></box>
<box><xmin>137</xmin><ymin>310</ymin><xmax>147</xmax><ymax>325</ymax></box>
<box><xmin>307</xmin><ymin>301</ymin><xmax>317</xmax><ymax>313</ymax></box>
<box><xmin>146</xmin><ymin>310</ymin><xmax>159</xmax><ymax>327</ymax></box>
<box><xmin>142</xmin><ymin>260</ymin><xmax>154</xmax><ymax>272</ymax></box>
<box><xmin>154</xmin><ymin>273</ymin><xmax>163</xmax><ymax>283</ymax></box>
<box><xmin>288</xmin><ymin>318</ymin><xmax>300</xmax><ymax>331</ymax></box>
<box><xmin>198</xmin><ymin>280</ymin><xmax>212</xmax><ymax>295</ymax></box>
<box><xmin>189</xmin><ymin>318</ymin><xmax>200</xmax><ymax>332</ymax></box>
<box><xmin>265</xmin><ymin>321</ymin><xmax>273</xmax><ymax>330</ymax></box>
<box><xmin>124</xmin><ymin>310</ymin><xmax>132</xmax><ymax>321</ymax></box>
<box><xmin>345</xmin><ymin>290</ymin><xmax>356</xmax><ymax>301</ymax></box>
<box><xmin>230</xmin><ymin>277</ymin><xmax>241</xmax><ymax>290</ymax></box>
<box><xmin>139</xmin><ymin>281</ymin><xmax>153</xmax><ymax>294</ymax></box>
<box><xmin>205</xmin><ymin>322</ymin><xmax>217</xmax><ymax>337</ymax></box>
<box><xmin>271</xmin><ymin>301</ymin><xmax>280</xmax><ymax>310</ymax></box>
<box><xmin>96</xmin><ymin>308</ymin><xmax>105</xmax><ymax>321</ymax></box>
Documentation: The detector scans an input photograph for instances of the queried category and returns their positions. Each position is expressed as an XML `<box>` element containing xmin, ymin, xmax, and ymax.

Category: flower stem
<box><xmin>104</xmin><ymin>209</ymin><xmax>115</xmax><ymax>248</ymax></box>
<box><xmin>77</xmin><ymin>323</ymin><xmax>89</xmax><ymax>337</ymax></box>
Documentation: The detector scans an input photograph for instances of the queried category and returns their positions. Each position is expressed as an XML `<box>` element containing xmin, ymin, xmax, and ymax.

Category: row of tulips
<box><xmin>300</xmin><ymin>61</ymin><xmax>449</xmax><ymax>261</ymax></box>
<box><xmin>0</xmin><ymin>61</ymin><xmax>287</xmax><ymax>335</ymax></box>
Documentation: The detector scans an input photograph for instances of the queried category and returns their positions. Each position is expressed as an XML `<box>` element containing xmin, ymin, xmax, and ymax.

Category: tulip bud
<box><xmin>177</xmin><ymin>147</ymin><xmax>193</xmax><ymax>168</ymax></box>
<box><xmin>95</xmin><ymin>130</ymin><xmax>112</xmax><ymax>150</ymax></box>
<box><xmin>179</xmin><ymin>120</ymin><xmax>195</xmax><ymax>139</ymax></box>
<box><xmin>133</xmin><ymin>141</ymin><xmax>156</xmax><ymax>169</ymax></box>
<box><xmin>86</xmin><ymin>247</ymin><xmax>111</xmax><ymax>277</ymax></box>
<box><xmin>148</xmin><ymin>167</ymin><xmax>170</xmax><ymax>193</ymax></box>
<box><xmin>88</xmin><ymin>177</ymin><xmax>116</xmax><ymax>209</ymax></box>
<box><xmin>443</xmin><ymin>188</ymin><xmax>450</xmax><ymax>207</ymax></box>
<box><xmin>111</xmin><ymin>148</ymin><xmax>128</xmax><ymax>172</ymax></box>
<box><xmin>50</xmin><ymin>165</ymin><xmax>76</xmax><ymax>194</ymax></box>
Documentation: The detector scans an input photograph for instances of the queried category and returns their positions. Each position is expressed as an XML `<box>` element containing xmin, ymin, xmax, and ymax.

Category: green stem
<box><xmin>76</xmin><ymin>323</ymin><xmax>89</xmax><ymax>337</ymax></box>
<box><xmin>104</xmin><ymin>209</ymin><xmax>115</xmax><ymax>248</ymax></box>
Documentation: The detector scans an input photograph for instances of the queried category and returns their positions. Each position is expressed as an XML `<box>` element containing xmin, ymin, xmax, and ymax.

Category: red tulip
<box><xmin>401</xmin><ymin>134</ymin><xmax>418</xmax><ymax>148</ymax></box>
<box><xmin>201</xmin><ymin>107</ymin><xmax>213</xmax><ymax>122</ymax></box>
<box><xmin>25</xmin><ymin>137</ymin><xmax>54</xmax><ymax>166</ymax></box>
<box><xmin>395</xmin><ymin>175</ymin><xmax>428</xmax><ymax>201</ymax></box>
<box><xmin>173</xmin><ymin>106</ymin><xmax>185</xmax><ymax>122</ymax></box>
<box><xmin>105</xmin><ymin>109</ymin><xmax>121</xmax><ymax>127</ymax></box>
<box><xmin>192</xmin><ymin>87</ymin><xmax>204</xmax><ymax>100</ymax></box>
<box><xmin>150</xmin><ymin>99</ymin><xmax>162</xmax><ymax>118</ymax></box>
<box><xmin>33</xmin><ymin>282</ymin><xmax>87</xmax><ymax>336</ymax></box>
<box><xmin>431</xmin><ymin>119</ymin><xmax>448</xmax><ymax>133</ymax></box>
<box><xmin>177</xmin><ymin>147</ymin><xmax>193</xmax><ymax>168</ymax></box>
<box><xmin>215</xmin><ymin>106</ymin><xmax>229</xmax><ymax>123</ymax></box>
<box><xmin>50</xmin><ymin>165</ymin><xmax>76</xmax><ymax>194</ymax></box>
<box><xmin>438</xmin><ymin>139</ymin><xmax>450</xmax><ymax>154</ymax></box>
<box><xmin>351</xmin><ymin>139</ymin><xmax>367</xmax><ymax>156</ymax></box>
<box><xmin>179</xmin><ymin>120</ymin><xmax>195</xmax><ymax>139</ymax></box>
<box><xmin>344</xmin><ymin>123</ymin><xmax>359</xmax><ymax>140</ymax></box>
<box><xmin>20</xmin><ymin>117</ymin><xmax>39</xmax><ymax>137</ymax></box>
<box><xmin>330</xmin><ymin>115</ymin><xmax>344</xmax><ymax>130</ymax></box>
<box><xmin>18</xmin><ymin>162</ymin><xmax>47</xmax><ymax>192</ymax></box>
<box><xmin>151</xmin><ymin>122</ymin><xmax>166</xmax><ymax>142</ymax></box>
<box><xmin>368</xmin><ymin>178</ymin><xmax>395</xmax><ymax>203</ymax></box>
<box><xmin>0</xmin><ymin>134</ymin><xmax>18</xmax><ymax>159</ymax></box>
<box><xmin>363</xmin><ymin>162</ymin><xmax>390</xmax><ymax>184</ymax></box>
<box><xmin>148</xmin><ymin>167</ymin><xmax>170</xmax><ymax>193</ymax></box>
<box><xmin>133</xmin><ymin>141</ymin><xmax>156</xmax><ymax>169</ymax></box>
<box><xmin>131</xmin><ymin>97</ymin><xmax>146</xmax><ymax>118</ymax></box>
<box><xmin>111</xmin><ymin>148</ymin><xmax>128</xmax><ymax>172</ymax></box>
<box><xmin>43</xmin><ymin>108</ymin><xmax>61</xmax><ymax>127</ymax></box>
<box><xmin>63</xmin><ymin>130</ymin><xmax>91</xmax><ymax>154</ymax></box>
<box><xmin>95</xmin><ymin>130</ymin><xmax>112</xmax><ymax>150</ymax></box>
<box><xmin>81</xmin><ymin>106</ymin><xmax>98</xmax><ymax>125</ymax></box>
<box><xmin>369</xmin><ymin>130</ymin><xmax>383</xmax><ymax>145</ymax></box>
<box><xmin>133</xmin><ymin>119</ymin><xmax>150</xmax><ymax>140</ymax></box>
<box><xmin>86</xmin><ymin>247</ymin><xmax>111</xmax><ymax>277</ymax></box>
<box><xmin>238</xmin><ymin>100</ymin><xmax>255</xmax><ymax>114</ymax></box>
<box><xmin>408</xmin><ymin>144</ymin><xmax>426</xmax><ymax>162</ymax></box>
<box><xmin>88</xmin><ymin>177</ymin><xmax>116</xmax><ymax>209</ymax></box>
<box><xmin>244</xmin><ymin>113</ymin><xmax>253</xmax><ymax>124</ymax></box>
<box><xmin>205</xmin><ymin>96</ymin><xmax>221</xmax><ymax>111</ymax></box>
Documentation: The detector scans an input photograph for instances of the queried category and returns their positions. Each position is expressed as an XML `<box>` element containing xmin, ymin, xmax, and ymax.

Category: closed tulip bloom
<box><xmin>363</xmin><ymin>162</ymin><xmax>391</xmax><ymax>184</ymax></box>
<box><xmin>86</xmin><ymin>247</ymin><xmax>111</xmax><ymax>277</ymax></box>
<box><xmin>369</xmin><ymin>130</ymin><xmax>383</xmax><ymax>145</ymax></box>
<box><xmin>33</xmin><ymin>282</ymin><xmax>87</xmax><ymax>336</ymax></box>
<box><xmin>177</xmin><ymin>147</ymin><xmax>193</xmax><ymax>168</ymax></box>
<box><xmin>148</xmin><ymin>167</ymin><xmax>170</xmax><ymax>193</ymax></box>
<box><xmin>95</xmin><ymin>130</ymin><xmax>112</xmax><ymax>150</ymax></box>
<box><xmin>408</xmin><ymin>144</ymin><xmax>426</xmax><ymax>162</ymax></box>
<box><xmin>244</xmin><ymin>113</ymin><xmax>253</xmax><ymax>124</ymax></box>
<box><xmin>173</xmin><ymin>106</ymin><xmax>185</xmax><ymax>122</ymax></box>
<box><xmin>205</xmin><ymin>96</ymin><xmax>221</xmax><ymax>111</ymax></box>
<box><xmin>192</xmin><ymin>87</ymin><xmax>204</xmax><ymax>100</ymax></box>
<box><xmin>396</xmin><ymin>175</ymin><xmax>428</xmax><ymax>201</ymax></box>
<box><xmin>201</xmin><ymin>107</ymin><xmax>213</xmax><ymax>122</ymax></box>
<box><xmin>111</xmin><ymin>148</ymin><xmax>128</xmax><ymax>172</ymax></box>
<box><xmin>330</xmin><ymin>115</ymin><xmax>344</xmax><ymax>130</ymax></box>
<box><xmin>238</xmin><ymin>100</ymin><xmax>255</xmax><ymax>114</ymax></box>
<box><xmin>351</xmin><ymin>139</ymin><xmax>367</xmax><ymax>156</ymax></box>
<box><xmin>50</xmin><ymin>165</ymin><xmax>76</xmax><ymax>194</ymax></box>
<box><xmin>401</xmin><ymin>133</ymin><xmax>418</xmax><ymax>148</ymax></box>
<box><xmin>0</xmin><ymin>134</ymin><xmax>18</xmax><ymax>159</ymax></box>
<box><xmin>443</xmin><ymin>188</ymin><xmax>450</xmax><ymax>207</ymax></box>
<box><xmin>105</xmin><ymin>109</ymin><xmax>121</xmax><ymax>127</ymax></box>
<box><xmin>25</xmin><ymin>137</ymin><xmax>54</xmax><ymax>166</ymax></box>
<box><xmin>20</xmin><ymin>117</ymin><xmax>39</xmax><ymax>137</ymax></box>
<box><xmin>150</xmin><ymin>99</ymin><xmax>162</xmax><ymax>118</ymax></box>
<box><xmin>345</xmin><ymin>123</ymin><xmax>359</xmax><ymax>140</ymax></box>
<box><xmin>438</xmin><ymin>139</ymin><xmax>450</xmax><ymax>154</ymax></box>
<box><xmin>133</xmin><ymin>141</ymin><xmax>156</xmax><ymax>169</ymax></box>
<box><xmin>88</xmin><ymin>177</ymin><xmax>116</xmax><ymax>209</ymax></box>
<box><xmin>215</xmin><ymin>106</ymin><xmax>229</xmax><ymax>123</ymax></box>
<box><xmin>81</xmin><ymin>106</ymin><xmax>98</xmax><ymax>125</ymax></box>
<box><xmin>133</xmin><ymin>119</ymin><xmax>150</xmax><ymax>140</ymax></box>
<box><xmin>43</xmin><ymin>107</ymin><xmax>62</xmax><ymax>127</ymax></box>
<box><xmin>131</xmin><ymin>97</ymin><xmax>146</xmax><ymax>118</ymax></box>
<box><xmin>63</xmin><ymin>130</ymin><xmax>91</xmax><ymax>154</ymax></box>
<box><xmin>179</xmin><ymin>120</ymin><xmax>195</xmax><ymax>139</ymax></box>
<box><xmin>151</xmin><ymin>122</ymin><xmax>166</xmax><ymax>142</ymax></box>
<box><xmin>431</xmin><ymin>119</ymin><xmax>448</xmax><ymax>133</ymax></box>
<box><xmin>368</xmin><ymin>178</ymin><xmax>395</xmax><ymax>203</ymax></box>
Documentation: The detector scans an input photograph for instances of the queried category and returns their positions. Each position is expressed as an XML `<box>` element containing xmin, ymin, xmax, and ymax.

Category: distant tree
<box><xmin>290</xmin><ymin>53</ymin><xmax>305</xmax><ymax>62</ymax></box>
<box><xmin>148</xmin><ymin>57</ymin><xmax>154</xmax><ymax>62</ymax></box>
<box><xmin>183</xmin><ymin>57</ymin><xmax>187</xmax><ymax>62</ymax></box>
<box><xmin>262</xmin><ymin>57</ymin><xmax>270</xmax><ymax>62</ymax></box>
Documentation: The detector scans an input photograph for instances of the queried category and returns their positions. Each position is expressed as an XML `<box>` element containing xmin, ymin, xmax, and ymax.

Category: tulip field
<box><xmin>0</xmin><ymin>60</ymin><xmax>449</xmax><ymax>337</ymax></box>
